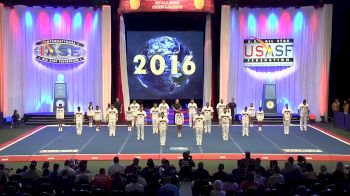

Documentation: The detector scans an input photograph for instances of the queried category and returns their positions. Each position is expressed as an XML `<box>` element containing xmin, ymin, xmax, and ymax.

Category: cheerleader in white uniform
<box><xmin>188</xmin><ymin>99</ymin><xmax>197</xmax><ymax>127</ymax></box>
<box><xmin>283</xmin><ymin>104</ymin><xmax>292</xmax><ymax>134</ymax></box>
<box><xmin>87</xmin><ymin>102</ymin><xmax>94</xmax><ymax>127</ymax></box>
<box><xmin>94</xmin><ymin>106</ymin><xmax>102</xmax><ymax>131</ymax></box>
<box><xmin>125</xmin><ymin>107</ymin><xmax>133</xmax><ymax>131</ymax></box>
<box><xmin>106</xmin><ymin>105</ymin><xmax>118</xmax><ymax>136</ymax></box>
<box><xmin>129</xmin><ymin>100</ymin><xmax>140</xmax><ymax>128</ymax></box>
<box><xmin>159</xmin><ymin>99</ymin><xmax>170</xmax><ymax>118</ymax></box>
<box><xmin>256</xmin><ymin>107</ymin><xmax>264</xmax><ymax>131</ymax></box>
<box><xmin>75</xmin><ymin>107</ymin><xmax>84</xmax><ymax>135</ymax></box>
<box><xmin>150</xmin><ymin>103</ymin><xmax>160</xmax><ymax>134</ymax></box>
<box><xmin>248</xmin><ymin>103</ymin><xmax>255</xmax><ymax>127</ymax></box>
<box><xmin>219</xmin><ymin>108</ymin><xmax>232</xmax><ymax>141</ymax></box>
<box><xmin>216</xmin><ymin>99</ymin><xmax>226</xmax><ymax>126</ymax></box>
<box><xmin>56</xmin><ymin>104</ymin><xmax>64</xmax><ymax>132</ymax></box>
<box><xmin>158</xmin><ymin>112</ymin><xmax>169</xmax><ymax>146</ymax></box>
<box><xmin>202</xmin><ymin>102</ymin><xmax>214</xmax><ymax>133</ymax></box>
<box><xmin>136</xmin><ymin>106</ymin><xmax>147</xmax><ymax>141</ymax></box>
<box><xmin>175</xmin><ymin>111</ymin><xmax>184</xmax><ymax>138</ymax></box>
<box><xmin>242</xmin><ymin>107</ymin><xmax>250</xmax><ymax>136</ymax></box>
<box><xmin>194</xmin><ymin>109</ymin><xmax>205</xmax><ymax>145</ymax></box>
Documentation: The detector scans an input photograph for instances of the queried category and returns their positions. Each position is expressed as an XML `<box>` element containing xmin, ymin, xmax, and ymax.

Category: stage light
<box><xmin>293</xmin><ymin>11</ymin><xmax>303</xmax><ymax>33</ymax></box>
<box><xmin>53</xmin><ymin>13</ymin><xmax>61</xmax><ymax>27</ymax></box>
<box><xmin>247</xmin><ymin>14</ymin><xmax>256</xmax><ymax>34</ymax></box>
<box><xmin>93</xmin><ymin>12</ymin><xmax>99</xmax><ymax>29</ymax></box>
<box><xmin>268</xmin><ymin>13</ymin><xmax>278</xmax><ymax>30</ymax></box>
<box><xmin>73</xmin><ymin>12</ymin><xmax>82</xmax><ymax>29</ymax></box>
<box><xmin>25</xmin><ymin>11</ymin><xmax>32</xmax><ymax>27</ymax></box>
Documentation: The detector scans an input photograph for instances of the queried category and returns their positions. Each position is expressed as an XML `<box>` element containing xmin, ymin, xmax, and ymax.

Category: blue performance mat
<box><xmin>0</xmin><ymin>125</ymin><xmax>350</xmax><ymax>162</ymax></box>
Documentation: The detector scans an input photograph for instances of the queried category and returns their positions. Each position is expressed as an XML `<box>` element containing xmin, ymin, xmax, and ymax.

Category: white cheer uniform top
<box><xmin>75</xmin><ymin>110</ymin><xmax>84</xmax><ymax>122</ymax></box>
<box><xmin>298</xmin><ymin>103</ymin><xmax>309</xmax><ymax>117</ymax></box>
<box><xmin>194</xmin><ymin>114</ymin><xmax>205</xmax><ymax>128</ymax></box>
<box><xmin>202</xmin><ymin>106</ymin><xmax>214</xmax><ymax>119</ymax></box>
<box><xmin>130</xmin><ymin>103</ymin><xmax>140</xmax><ymax>116</ymax></box>
<box><xmin>216</xmin><ymin>103</ymin><xmax>226</xmax><ymax>115</ymax></box>
<box><xmin>282</xmin><ymin>108</ymin><xmax>292</xmax><ymax>121</ymax></box>
<box><xmin>220</xmin><ymin>113</ymin><xmax>232</xmax><ymax>125</ymax></box>
<box><xmin>94</xmin><ymin>109</ymin><xmax>102</xmax><ymax>121</ymax></box>
<box><xmin>242</xmin><ymin>110</ymin><xmax>250</xmax><ymax>122</ymax></box>
<box><xmin>256</xmin><ymin>110</ymin><xmax>264</xmax><ymax>121</ymax></box>
<box><xmin>150</xmin><ymin>107</ymin><xmax>160</xmax><ymax>119</ymax></box>
<box><xmin>136</xmin><ymin>111</ymin><xmax>147</xmax><ymax>125</ymax></box>
<box><xmin>175</xmin><ymin>113</ymin><xmax>184</xmax><ymax>125</ymax></box>
<box><xmin>159</xmin><ymin>103</ymin><xmax>169</xmax><ymax>114</ymax></box>
<box><xmin>125</xmin><ymin>110</ymin><xmax>133</xmax><ymax>121</ymax></box>
<box><xmin>107</xmin><ymin>108</ymin><xmax>118</xmax><ymax>121</ymax></box>
<box><xmin>248</xmin><ymin>106</ymin><xmax>255</xmax><ymax>117</ymax></box>
<box><xmin>188</xmin><ymin>103</ymin><xmax>197</xmax><ymax>114</ymax></box>
<box><xmin>56</xmin><ymin>108</ymin><xmax>64</xmax><ymax>119</ymax></box>
<box><xmin>87</xmin><ymin>105</ymin><xmax>94</xmax><ymax>116</ymax></box>
<box><xmin>158</xmin><ymin>117</ymin><xmax>169</xmax><ymax>129</ymax></box>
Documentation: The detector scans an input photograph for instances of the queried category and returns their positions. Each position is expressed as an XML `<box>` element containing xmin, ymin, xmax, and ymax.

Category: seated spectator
<box><xmin>75</xmin><ymin>164</ymin><xmax>92</xmax><ymax>185</ymax></box>
<box><xmin>159</xmin><ymin>175</ymin><xmax>180</xmax><ymax>196</ymax></box>
<box><xmin>75</xmin><ymin>160</ymin><xmax>91</xmax><ymax>174</ymax></box>
<box><xmin>108</xmin><ymin>156</ymin><xmax>125</xmax><ymax>177</ymax></box>
<box><xmin>136</xmin><ymin>169</ymin><xmax>147</xmax><ymax>187</ymax></box>
<box><xmin>142</xmin><ymin>158</ymin><xmax>158</xmax><ymax>182</ymax></box>
<box><xmin>282</xmin><ymin>161</ymin><xmax>302</xmax><ymax>183</ymax></box>
<box><xmin>212</xmin><ymin>163</ymin><xmax>227</xmax><ymax>182</ymax></box>
<box><xmin>145</xmin><ymin>173</ymin><xmax>161</xmax><ymax>195</ymax></box>
<box><xmin>125</xmin><ymin>174</ymin><xmax>144</xmax><ymax>193</ymax></box>
<box><xmin>125</xmin><ymin>158</ymin><xmax>142</xmax><ymax>176</ymax></box>
<box><xmin>297</xmin><ymin>156</ymin><xmax>307</xmax><ymax>172</ymax></box>
<box><xmin>267</xmin><ymin>166</ymin><xmax>284</xmax><ymax>187</ymax></box>
<box><xmin>57</xmin><ymin>170</ymin><xmax>75</xmax><ymax>194</ymax></box>
<box><xmin>317</xmin><ymin>165</ymin><xmax>333</xmax><ymax>182</ymax></box>
<box><xmin>22</xmin><ymin>163</ymin><xmax>41</xmax><ymax>182</ymax></box>
<box><xmin>266</xmin><ymin>160</ymin><xmax>278</xmax><ymax>179</ymax></box>
<box><xmin>179</xmin><ymin>151</ymin><xmax>195</xmax><ymax>180</ymax></box>
<box><xmin>160</xmin><ymin>159</ymin><xmax>175</xmax><ymax>182</ymax></box>
<box><xmin>222</xmin><ymin>174</ymin><xmax>238</xmax><ymax>192</ymax></box>
<box><xmin>0</xmin><ymin>163</ymin><xmax>9</xmax><ymax>192</ymax></box>
<box><xmin>58</xmin><ymin>160</ymin><xmax>76</xmax><ymax>178</ymax></box>
<box><xmin>255</xmin><ymin>158</ymin><xmax>266</xmax><ymax>177</ymax></box>
<box><xmin>210</xmin><ymin>180</ymin><xmax>225</xmax><ymax>196</ymax></box>
<box><xmin>333</xmin><ymin>161</ymin><xmax>346</xmax><ymax>184</ymax></box>
<box><xmin>303</xmin><ymin>163</ymin><xmax>317</xmax><ymax>181</ymax></box>
<box><xmin>50</xmin><ymin>163</ymin><xmax>60</xmax><ymax>190</ymax></box>
<box><xmin>240</xmin><ymin>172</ymin><xmax>258</xmax><ymax>191</ymax></box>
<box><xmin>254</xmin><ymin>167</ymin><xmax>266</xmax><ymax>188</ymax></box>
<box><xmin>11</xmin><ymin>109</ymin><xmax>20</xmax><ymax>128</ymax></box>
<box><xmin>111</xmin><ymin>172</ymin><xmax>126</xmax><ymax>191</ymax></box>
<box><xmin>193</xmin><ymin>162</ymin><xmax>210</xmax><ymax>181</ymax></box>
<box><xmin>92</xmin><ymin>168</ymin><xmax>112</xmax><ymax>191</ymax></box>
<box><xmin>36</xmin><ymin>169</ymin><xmax>53</xmax><ymax>193</ymax></box>
<box><xmin>30</xmin><ymin>160</ymin><xmax>42</xmax><ymax>176</ymax></box>
<box><xmin>240</xmin><ymin>151</ymin><xmax>256</xmax><ymax>171</ymax></box>
<box><xmin>232</xmin><ymin>160</ymin><xmax>246</xmax><ymax>185</ymax></box>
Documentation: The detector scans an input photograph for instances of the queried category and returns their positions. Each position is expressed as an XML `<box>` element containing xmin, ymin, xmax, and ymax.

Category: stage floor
<box><xmin>1</xmin><ymin>125</ymin><xmax>350</xmax><ymax>162</ymax></box>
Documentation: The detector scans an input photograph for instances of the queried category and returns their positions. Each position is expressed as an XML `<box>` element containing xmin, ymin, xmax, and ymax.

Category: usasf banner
<box><xmin>118</xmin><ymin>0</ymin><xmax>215</xmax><ymax>13</ymax></box>
<box><xmin>243</xmin><ymin>38</ymin><xmax>294</xmax><ymax>67</ymax></box>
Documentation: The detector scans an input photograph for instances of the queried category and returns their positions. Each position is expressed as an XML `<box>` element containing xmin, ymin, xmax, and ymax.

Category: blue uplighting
<box><xmin>93</xmin><ymin>12</ymin><xmax>99</xmax><ymax>29</ymax></box>
<box><xmin>73</xmin><ymin>12</ymin><xmax>82</xmax><ymax>29</ymax></box>
<box><xmin>294</xmin><ymin>11</ymin><xmax>303</xmax><ymax>32</ymax></box>
<box><xmin>268</xmin><ymin>13</ymin><xmax>278</xmax><ymax>30</ymax></box>
<box><xmin>248</xmin><ymin>14</ymin><xmax>256</xmax><ymax>34</ymax></box>
<box><xmin>25</xmin><ymin>11</ymin><xmax>32</xmax><ymax>27</ymax></box>
<box><xmin>54</xmin><ymin>13</ymin><xmax>61</xmax><ymax>27</ymax></box>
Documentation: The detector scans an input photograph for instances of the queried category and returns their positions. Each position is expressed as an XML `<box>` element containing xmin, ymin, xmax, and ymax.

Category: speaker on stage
<box><xmin>263</xmin><ymin>83</ymin><xmax>277</xmax><ymax>114</ymax></box>
<box><xmin>53</xmin><ymin>74</ymin><xmax>68</xmax><ymax>112</ymax></box>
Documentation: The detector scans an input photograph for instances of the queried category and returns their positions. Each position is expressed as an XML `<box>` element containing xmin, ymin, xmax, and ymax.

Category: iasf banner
<box><xmin>243</xmin><ymin>37</ymin><xmax>294</xmax><ymax>67</ymax></box>
<box><xmin>118</xmin><ymin>0</ymin><xmax>214</xmax><ymax>13</ymax></box>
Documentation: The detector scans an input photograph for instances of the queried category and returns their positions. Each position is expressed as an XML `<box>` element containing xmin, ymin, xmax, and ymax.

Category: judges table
<box><xmin>334</xmin><ymin>112</ymin><xmax>350</xmax><ymax>131</ymax></box>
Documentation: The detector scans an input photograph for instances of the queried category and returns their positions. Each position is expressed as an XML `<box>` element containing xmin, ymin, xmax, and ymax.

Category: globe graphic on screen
<box><xmin>135</xmin><ymin>36</ymin><xmax>192</xmax><ymax>96</ymax></box>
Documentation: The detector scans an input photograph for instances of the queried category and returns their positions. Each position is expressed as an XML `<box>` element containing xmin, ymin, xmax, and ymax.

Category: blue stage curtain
<box><xmin>220</xmin><ymin>5</ymin><xmax>333</xmax><ymax>120</ymax></box>
<box><xmin>1</xmin><ymin>5</ymin><xmax>105</xmax><ymax>115</ymax></box>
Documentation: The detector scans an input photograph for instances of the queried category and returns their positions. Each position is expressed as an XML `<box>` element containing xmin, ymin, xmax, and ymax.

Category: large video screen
<box><xmin>126</xmin><ymin>31</ymin><xmax>204</xmax><ymax>100</ymax></box>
